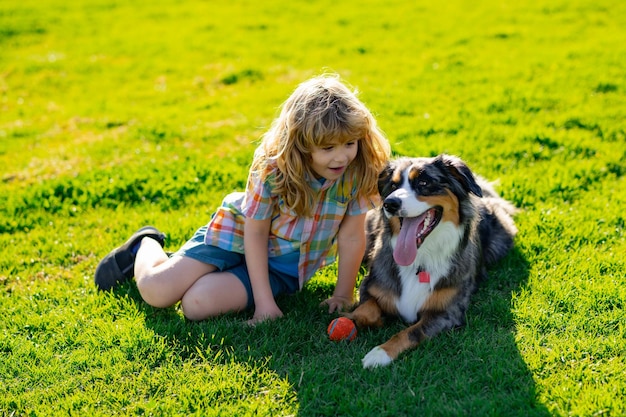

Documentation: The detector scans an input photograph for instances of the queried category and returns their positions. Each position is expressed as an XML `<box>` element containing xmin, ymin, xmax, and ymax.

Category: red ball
<box><xmin>327</xmin><ymin>317</ymin><xmax>357</xmax><ymax>341</ymax></box>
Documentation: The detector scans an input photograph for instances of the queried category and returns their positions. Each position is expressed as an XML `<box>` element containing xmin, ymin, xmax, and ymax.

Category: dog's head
<box><xmin>377</xmin><ymin>154</ymin><xmax>483</xmax><ymax>265</ymax></box>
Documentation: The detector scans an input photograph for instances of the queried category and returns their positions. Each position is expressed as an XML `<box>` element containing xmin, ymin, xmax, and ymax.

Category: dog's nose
<box><xmin>383</xmin><ymin>197</ymin><xmax>402</xmax><ymax>214</ymax></box>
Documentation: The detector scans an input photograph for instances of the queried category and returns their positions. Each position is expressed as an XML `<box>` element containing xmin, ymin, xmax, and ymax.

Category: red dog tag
<box><xmin>418</xmin><ymin>271</ymin><xmax>430</xmax><ymax>283</ymax></box>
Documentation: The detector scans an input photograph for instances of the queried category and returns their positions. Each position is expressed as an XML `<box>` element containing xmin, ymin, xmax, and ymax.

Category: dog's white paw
<box><xmin>362</xmin><ymin>346</ymin><xmax>393</xmax><ymax>369</ymax></box>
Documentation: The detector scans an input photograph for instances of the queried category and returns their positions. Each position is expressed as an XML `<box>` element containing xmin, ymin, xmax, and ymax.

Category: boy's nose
<box><xmin>335</xmin><ymin>150</ymin><xmax>351</xmax><ymax>163</ymax></box>
<box><xmin>333</xmin><ymin>156</ymin><xmax>348</xmax><ymax>165</ymax></box>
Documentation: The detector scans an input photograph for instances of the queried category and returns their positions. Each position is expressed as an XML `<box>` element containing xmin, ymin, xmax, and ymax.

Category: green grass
<box><xmin>1</xmin><ymin>0</ymin><xmax>625</xmax><ymax>415</ymax></box>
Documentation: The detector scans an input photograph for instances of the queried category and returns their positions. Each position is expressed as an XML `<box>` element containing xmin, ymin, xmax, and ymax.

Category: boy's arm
<box><xmin>244</xmin><ymin>216</ymin><xmax>283</xmax><ymax>324</ymax></box>
<box><xmin>323</xmin><ymin>212</ymin><xmax>367</xmax><ymax>313</ymax></box>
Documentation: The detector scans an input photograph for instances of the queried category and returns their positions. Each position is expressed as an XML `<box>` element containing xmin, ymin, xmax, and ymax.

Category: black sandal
<box><xmin>94</xmin><ymin>226</ymin><xmax>166</xmax><ymax>291</ymax></box>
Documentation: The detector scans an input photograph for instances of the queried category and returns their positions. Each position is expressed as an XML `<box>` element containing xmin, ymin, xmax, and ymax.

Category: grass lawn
<box><xmin>1</xmin><ymin>0</ymin><xmax>625</xmax><ymax>415</ymax></box>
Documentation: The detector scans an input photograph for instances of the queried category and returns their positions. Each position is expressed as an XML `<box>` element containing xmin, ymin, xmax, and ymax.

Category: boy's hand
<box><xmin>247</xmin><ymin>303</ymin><xmax>283</xmax><ymax>326</ymax></box>
<box><xmin>321</xmin><ymin>295</ymin><xmax>354</xmax><ymax>313</ymax></box>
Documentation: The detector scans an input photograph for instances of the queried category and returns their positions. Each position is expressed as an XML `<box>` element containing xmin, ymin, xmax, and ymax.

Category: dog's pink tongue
<box><xmin>393</xmin><ymin>217</ymin><xmax>420</xmax><ymax>266</ymax></box>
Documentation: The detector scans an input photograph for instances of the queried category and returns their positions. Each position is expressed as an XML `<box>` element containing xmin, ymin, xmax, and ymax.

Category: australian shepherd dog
<box><xmin>345</xmin><ymin>154</ymin><xmax>518</xmax><ymax>368</ymax></box>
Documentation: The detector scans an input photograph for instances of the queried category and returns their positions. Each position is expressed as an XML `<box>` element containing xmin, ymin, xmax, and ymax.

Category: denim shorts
<box><xmin>173</xmin><ymin>226</ymin><xmax>299</xmax><ymax>308</ymax></box>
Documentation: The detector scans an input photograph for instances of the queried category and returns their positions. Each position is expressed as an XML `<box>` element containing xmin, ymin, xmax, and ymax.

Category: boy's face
<box><xmin>309</xmin><ymin>140</ymin><xmax>359</xmax><ymax>181</ymax></box>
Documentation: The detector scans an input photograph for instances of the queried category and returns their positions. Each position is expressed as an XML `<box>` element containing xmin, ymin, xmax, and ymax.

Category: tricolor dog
<box><xmin>346</xmin><ymin>154</ymin><xmax>518</xmax><ymax>368</ymax></box>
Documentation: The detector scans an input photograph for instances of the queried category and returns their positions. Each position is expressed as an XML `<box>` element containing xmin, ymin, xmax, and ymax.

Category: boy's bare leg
<box><xmin>180</xmin><ymin>272</ymin><xmax>248</xmax><ymax>320</ymax></box>
<box><xmin>134</xmin><ymin>237</ymin><xmax>217</xmax><ymax>308</ymax></box>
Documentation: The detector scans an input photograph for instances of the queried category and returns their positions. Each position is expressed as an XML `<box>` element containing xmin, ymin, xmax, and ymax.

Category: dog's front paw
<box><xmin>362</xmin><ymin>346</ymin><xmax>392</xmax><ymax>369</ymax></box>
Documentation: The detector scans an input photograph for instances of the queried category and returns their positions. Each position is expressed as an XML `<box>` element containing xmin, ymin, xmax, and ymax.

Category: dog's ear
<box><xmin>377</xmin><ymin>160</ymin><xmax>396</xmax><ymax>196</ymax></box>
<box><xmin>438</xmin><ymin>154</ymin><xmax>483</xmax><ymax>197</ymax></box>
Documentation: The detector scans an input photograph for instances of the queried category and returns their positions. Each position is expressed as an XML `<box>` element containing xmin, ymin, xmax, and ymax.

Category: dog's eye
<box><xmin>418</xmin><ymin>180</ymin><xmax>428</xmax><ymax>187</ymax></box>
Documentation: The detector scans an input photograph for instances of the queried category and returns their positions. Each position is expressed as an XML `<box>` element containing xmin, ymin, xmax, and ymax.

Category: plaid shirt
<box><xmin>205</xmin><ymin>165</ymin><xmax>377</xmax><ymax>289</ymax></box>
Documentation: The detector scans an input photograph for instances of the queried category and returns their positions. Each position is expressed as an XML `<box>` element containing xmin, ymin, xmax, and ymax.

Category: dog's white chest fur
<box><xmin>392</xmin><ymin>221</ymin><xmax>463</xmax><ymax>322</ymax></box>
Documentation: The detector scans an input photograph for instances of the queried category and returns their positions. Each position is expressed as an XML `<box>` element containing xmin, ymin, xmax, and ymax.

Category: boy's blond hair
<box><xmin>251</xmin><ymin>74</ymin><xmax>391</xmax><ymax>217</ymax></box>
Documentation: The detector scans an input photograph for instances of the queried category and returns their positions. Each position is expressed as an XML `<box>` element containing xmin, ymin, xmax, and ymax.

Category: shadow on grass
<box><xmin>117</xmin><ymin>246</ymin><xmax>549</xmax><ymax>416</ymax></box>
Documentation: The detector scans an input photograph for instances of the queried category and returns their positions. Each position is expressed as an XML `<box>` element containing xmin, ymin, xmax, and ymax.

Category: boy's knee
<box><xmin>136</xmin><ymin>278</ymin><xmax>173</xmax><ymax>309</ymax></box>
<box><xmin>181</xmin><ymin>292</ymin><xmax>214</xmax><ymax>321</ymax></box>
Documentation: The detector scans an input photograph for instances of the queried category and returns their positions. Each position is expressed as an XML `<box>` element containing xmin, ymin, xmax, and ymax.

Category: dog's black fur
<box><xmin>346</xmin><ymin>154</ymin><xmax>517</xmax><ymax>368</ymax></box>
